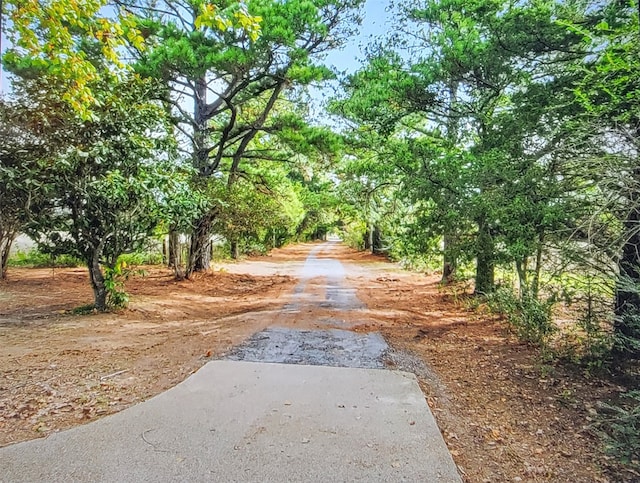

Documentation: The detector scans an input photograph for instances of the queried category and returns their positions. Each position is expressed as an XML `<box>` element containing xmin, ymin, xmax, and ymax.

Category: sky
<box><xmin>305</xmin><ymin>0</ymin><xmax>394</xmax><ymax>123</ymax></box>
<box><xmin>324</xmin><ymin>0</ymin><xmax>392</xmax><ymax>74</ymax></box>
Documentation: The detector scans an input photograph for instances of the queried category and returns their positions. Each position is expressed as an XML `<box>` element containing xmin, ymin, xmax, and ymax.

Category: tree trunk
<box><xmin>532</xmin><ymin>233</ymin><xmax>544</xmax><ymax>299</ymax></box>
<box><xmin>193</xmin><ymin>75</ymin><xmax>209</xmax><ymax>175</ymax></box>
<box><xmin>167</xmin><ymin>230</ymin><xmax>186</xmax><ymax>279</ymax></box>
<box><xmin>474</xmin><ymin>217</ymin><xmax>495</xmax><ymax>295</ymax></box>
<box><xmin>441</xmin><ymin>232</ymin><xmax>457</xmax><ymax>284</ymax></box>
<box><xmin>363</xmin><ymin>229</ymin><xmax>371</xmax><ymax>251</ymax></box>
<box><xmin>88</xmin><ymin>248</ymin><xmax>107</xmax><ymax>311</ymax></box>
<box><xmin>0</xmin><ymin>229</ymin><xmax>15</xmax><ymax>280</ymax></box>
<box><xmin>614</xmin><ymin>193</ymin><xmax>640</xmax><ymax>354</ymax></box>
<box><xmin>230</xmin><ymin>239</ymin><xmax>240</xmax><ymax>260</ymax></box>
<box><xmin>515</xmin><ymin>258</ymin><xmax>528</xmax><ymax>298</ymax></box>
<box><xmin>188</xmin><ymin>213</ymin><xmax>213</xmax><ymax>276</ymax></box>
<box><xmin>168</xmin><ymin>230</ymin><xmax>180</xmax><ymax>268</ymax></box>
<box><xmin>372</xmin><ymin>225</ymin><xmax>383</xmax><ymax>254</ymax></box>
<box><xmin>441</xmin><ymin>81</ymin><xmax>459</xmax><ymax>284</ymax></box>
<box><xmin>162</xmin><ymin>236</ymin><xmax>168</xmax><ymax>265</ymax></box>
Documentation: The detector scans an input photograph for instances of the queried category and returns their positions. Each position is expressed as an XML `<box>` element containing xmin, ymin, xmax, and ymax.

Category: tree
<box><xmin>565</xmin><ymin>1</ymin><xmax>640</xmax><ymax>354</ymax></box>
<box><xmin>0</xmin><ymin>100</ymin><xmax>56</xmax><ymax>278</ymax></box>
<box><xmin>213</xmin><ymin>169</ymin><xmax>304</xmax><ymax>258</ymax></box>
<box><xmin>118</xmin><ymin>0</ymin><xmax>363</xmax><ymax>274</ymax></box>
<box><xmin>17</xmin><ymin>76</ymin><xmax>174</xmax><ymax>310</ymax></box>
<box><xmin>334</xmin><ymin>0</ymin><xmax>586</xmax><ymax>295</ymax></box>
<box><xmin>4</xmin><ymin>0</ymin><xmax>133</xmax><ymax>117</ymax></box>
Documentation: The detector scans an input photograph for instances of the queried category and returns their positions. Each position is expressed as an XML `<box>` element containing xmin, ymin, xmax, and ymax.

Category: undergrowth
<box><xmin>9</xmin><ymin>249</ymin><xmax>163</xmax><ymax>269</ymax></box>
<box><xmin>8</xmin><ymin>250</ymin><xmax>82</xmax><ymax>268</ymax></box>
<box><xmin>488</xmin><ymin>288</ymin><xmax>556</xmax><ymax>346</ymax></box>
<box><xmin>594</xmin><ymin>390</ymin><xmax>640</xmax><ymax>477</ymax></box>
<box><xmin>118</xmin><ymin>251</ymin><xmax>163</xmax><ymax>266</ymax></box>
<box><xmin>104</xmin><ymin>259</ymin><xmax>146</xmax><ymax>309</ymax></box>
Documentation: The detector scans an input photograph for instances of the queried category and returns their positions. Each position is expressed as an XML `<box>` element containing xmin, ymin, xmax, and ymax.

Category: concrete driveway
<box><xmin>0</xmin><ymin>360</ymin><xmax>461</xmax><ymax>482</ymax></box>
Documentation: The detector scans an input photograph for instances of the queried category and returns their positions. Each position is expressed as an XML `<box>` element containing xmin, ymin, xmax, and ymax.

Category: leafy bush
<box><xmin>104</xmin><ymin>260</ymin><xmax>142</xmax><ymax>309</ymax></box>
<box><xmin>8</xmin><ymin>250</ymin><xmax>82</xmax><ymax>268</ymax></box>
<box><xmin>119</xmin><ymin>250</ymin><xmax>163</xmax><ymax>266</ymax></box>
<box><xmin>397</xmin><ymin>253</ymin><xmax>441</xmax><ymax>273</ymax></box>
<box><xmin>340</xmin><ymin>221</ymin><xmax>367</xmax><ymax>251</ymax></box>
<box><xmin>489</xmin><ymin>288</ymin><xmax>556</xmax><ymax>345</ymax></box>
<box><xmin>594</xmin><ymin>391</ymin><xmax>640</xmax><ymax>473</ymax></box>
<box><xmin>211</xmin><ymin>242</ymin><xmax>233</xmax><ymax>261</ymax></box>
<box><xmin>243</xmin><ymin>240</ymin><xmax>269</xmax><ymax>257</ymax></box>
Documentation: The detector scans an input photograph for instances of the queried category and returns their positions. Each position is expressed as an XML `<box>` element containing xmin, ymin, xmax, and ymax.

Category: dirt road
<box><xmin>0</xmin><ymin>241</ymin><xmax>617</xmax><ymax>481</ymax></box>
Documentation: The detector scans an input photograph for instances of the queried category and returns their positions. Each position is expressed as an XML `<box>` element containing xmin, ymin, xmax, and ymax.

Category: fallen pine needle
<box><xmin>100</xmin><ymin>369</ymin><xmax>128</xmax><ymax>381</ymax></box>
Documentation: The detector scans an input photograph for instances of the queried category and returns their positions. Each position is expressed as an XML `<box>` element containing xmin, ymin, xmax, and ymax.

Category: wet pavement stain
<box><xmin>226</xmin><ymin>327</ymin><xmax>388</xmax><ymax>369</ymax></box>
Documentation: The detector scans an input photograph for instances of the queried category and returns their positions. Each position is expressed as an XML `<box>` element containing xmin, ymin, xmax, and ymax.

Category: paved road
<box><xmin>0</xmin><ymin>242</ymin><xmax>462</xmax><ymax>482</ymax></box>
<box><xmin>228</xmin><ymin>241</ymin><xmax>382</xmax><ymax>367</ymax></box>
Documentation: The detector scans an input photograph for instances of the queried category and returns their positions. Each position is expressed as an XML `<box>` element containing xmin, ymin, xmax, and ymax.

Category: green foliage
<box><xmin>7</xmin><ymin>72</ymin><xmax>176</xmax><ymax>310</ymax></box>
<box><xmin>560</xmin><ymin>275</ymin><xmax>615</xmax><ymax>365</ymax></box>
<box><xmin>340</xmin><ymin>219</ymin><xmax>367</xmax><ymax>250</ymax></box>
<box><xmin>0</xmin><ymin>98</ymin><xmax>57</xmax><ymax>278</ymax></box>
<box><xmin>103</xmin><ymin>258</ymin><xmax>148</xmax><ymax>309</ymax></box>
<box><xmin>118</xmin><ymin>250</ymin><xmax>164</xmax><ymax>266</ymax></box>
<box><xmin>4</xmin><ymin>0</ymin><xmax>126</xmax><ymax>116</ymax></box>
<box><xmin>297</xmin><ymin>176</ymin><xmax>341</xmax><ymax>241</ymax></box>
<box><xmin>331</xmin><ymin>52</ymin><xmax>433</xmax><ymax>135</ymax></box>
<box><xmin>329</xmin><ymin>0</ymin><xmax>640</xmax><ymax>367</ymax></box>
<box><xmin>212</xmin><ymin>163</ymin><xmax>305</xmax><ymax>256</ymax></box>
<box><xmin>121</xmin><ymin>0</ymin><xmax>363</xmax><ymax>272</ymax></box>
<box><xmin>566</xmin><ymin>2</ymin><xmax>640</xmax><ymax>354</ymax></box>
<box><xmin>103</xmin><ymin>261</ymin><xmax>132</xmax><ymax>309</ymax></box>
<box><xmin>27</xmin><ymin>76</ymin><xmax>172</xmax><ymax>265</ymax></box>
<box><xmin>8</xmin><ymin>250</ymin><xmax>83</xmax><ymax>268</ymax></box>
<box><xmin>4</xmin><ymin>0</ymin><xmax>261</xmax><ymax>118</ymax></box>
<box><xmin>396</xmin><ymin>252</ymin><xmax>452</xmax><ymax>275</ymax></box>
<box><xmin>594</xmin><ymin>391</ymin><xmax>640</xmax><ymax>473</ymax></box>
<box><xmin>332</xmin><ymin>0</ymin><xmax>586</xmax><ymax>292</ymax></box>
<box><xmin>126</xmin><ymin>0</ymin><xmax>362</xmax><ymax>177</ymax></box>
<box><xmin>614</xmin><ymin>308</ymin><xmax>640</xmax><ymax>356</ymax></box>
<box><xmin>488</xmin><ymin>288</ymin><xmax>557</xmax><ymax>346</ymax></box>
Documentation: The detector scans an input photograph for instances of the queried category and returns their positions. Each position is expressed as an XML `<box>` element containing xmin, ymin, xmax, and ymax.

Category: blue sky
<box><xmin>305</xmin><ymin>0</ymin><xmax>394</xmax><ymax>123</ymax></box>
<box><xmin>324</xmin><ymin>0</ymin><xmax>392</xmax><ymax>74</ymax></box>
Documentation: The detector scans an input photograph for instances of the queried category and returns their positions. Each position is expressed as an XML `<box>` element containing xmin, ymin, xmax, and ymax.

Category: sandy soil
<box><xmin>0</xmin><ymin>242</ymin><xmax>630</xmax><ymax>482</ymax></box>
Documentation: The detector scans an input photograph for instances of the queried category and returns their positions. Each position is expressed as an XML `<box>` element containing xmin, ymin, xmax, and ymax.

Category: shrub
<box><xmin>594</xmin><ymin>391</ymin><xmax>640</xmax><ymax>474</ymax></box>
<box><xmin>8</xmin><ymin>250</ymin><xmax>82</xmax><ymax>268</ymax></box>
<box><xmin>489</xmin><ymin>288</ymin><xmax>556</xmax><ymax>345</ymax></box>
<box><xmin>119</xmin><ymin>250</ymin><xmax>163</xmax><ymax>266</ymax></box>
<box><xmin>104</xmin><ymin>259</ymin><xmax>144</xmax><ymax>309</ymax></box>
